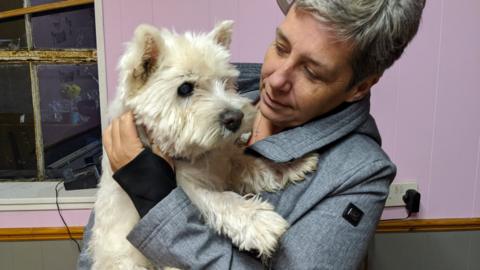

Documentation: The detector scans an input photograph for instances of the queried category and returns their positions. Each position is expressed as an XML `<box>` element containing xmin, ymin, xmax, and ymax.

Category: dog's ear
<box><xmin>121</xmin><ymin>24</ymin><xmax>165</xmax><ymax>94</ymax></box>
<box><xmin>208</xmin><ymin>20</ymin><xmax>234</xmax><ymax>49</ymax></box>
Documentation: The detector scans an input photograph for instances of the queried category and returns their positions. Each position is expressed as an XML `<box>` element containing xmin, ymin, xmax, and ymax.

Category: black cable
<box><xmin>55</xmin><ymin>181</ymin><xmax>82</xmax><ymax>253</ymax></box>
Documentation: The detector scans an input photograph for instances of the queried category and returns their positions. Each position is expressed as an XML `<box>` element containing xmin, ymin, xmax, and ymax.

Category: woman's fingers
<box><xmin>104</xmin><ymin>119</ymin><xmax>120</xmax><ymax>172</ymax></box>
<box><xmin>111</xmin><ymin>117</ymin><xmax>121</xmax><ymax>157</ymax></box>
<box><xmin>119</xmin><ymin>111</ymin><xmax>142</xmax><ymax>148</ymax></box>
<box><xmin>102</xmin><ymin>111</ymin><xmax>144</xmax><ymax>173</ymax></box>
<box><xmin>102</xmin><ymin>124</ymin><xmax>114</xmax><ymax>169</ymax></box>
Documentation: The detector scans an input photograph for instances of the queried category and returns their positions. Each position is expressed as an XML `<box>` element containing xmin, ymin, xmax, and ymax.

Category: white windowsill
<box><xmin>0</xmin><ymin>182</ymin><xmax>97</xmax><ymax>211</ymax></box>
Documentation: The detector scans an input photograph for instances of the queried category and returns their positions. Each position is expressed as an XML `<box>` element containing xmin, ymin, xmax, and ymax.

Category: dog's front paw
<box><xmin>234</xmin><ymin>200</ymin><xmax>289</xmax><ymax>258</ymax></box>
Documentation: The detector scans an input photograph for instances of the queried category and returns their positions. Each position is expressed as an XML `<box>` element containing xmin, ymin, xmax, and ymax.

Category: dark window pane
<box><xmin>0</xmin><ymin>18</ymin><xmax>28</xmax><ymax>49</ymax></box>
<box><xmin>0</xmin><ymin>1</ymin><xmax>28</xmax><ymax>50</ymax></box>
<box><xmin>0</xmin><ymin>0</ymin><xmax>23</xmax><ymax>12</ymax></box>
<box><xmin>38</xmin><ymin>64</ymin><xmax>101</xmax><ymax>170</ymax></box>
<box><xmin>0</xmin><ymin>64</ymin><xmax>37</xmax><ymax>179</ymax></box>
<box><xmin>31</xmin><ymin>4</ymin><xmax>96</xmax><ymax>49</ymax></box>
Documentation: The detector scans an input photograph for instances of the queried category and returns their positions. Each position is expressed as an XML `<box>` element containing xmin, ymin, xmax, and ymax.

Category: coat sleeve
<box><xmin>125</xmin><ymin>187</ymin><xmax>265</xmax><ymax>269</ymax></box>
<box><xmin>76</xmin><ymin>192</ymin><xmax>264</xmax><ymax>270</ymax></box>
<box><xmin>77</xmin><ymin>211</ymin><xmax>94</xmax><ymax>269</ymax></box>
<box><xmin>124</xmin><ymin>159</ymin><xmax>395</xmax><ymax>270</ymax></box>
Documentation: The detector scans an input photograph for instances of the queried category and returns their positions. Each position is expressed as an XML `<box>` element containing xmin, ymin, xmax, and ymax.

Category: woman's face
<box><xmin>260</xmin><ymin>7</ymin><xmax>369</xmax><ymax>129</ymax></box>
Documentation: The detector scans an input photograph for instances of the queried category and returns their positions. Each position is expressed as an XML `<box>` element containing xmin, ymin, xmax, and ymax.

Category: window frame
<box><xmin>0</xmin><ymin>0</ymin><xmax>106</xmax><ymax>210</ymax></box>
<box><xmin>0</xmin><ymin>0</ymin><xmax>107</xmax><ymax>183</ymax></box>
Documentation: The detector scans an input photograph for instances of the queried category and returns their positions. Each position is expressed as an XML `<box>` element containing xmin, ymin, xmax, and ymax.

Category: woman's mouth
<box><xmin>263</xmin><ymin>90</ymin><xmax>289</xmax><ymax>110</ymax></box>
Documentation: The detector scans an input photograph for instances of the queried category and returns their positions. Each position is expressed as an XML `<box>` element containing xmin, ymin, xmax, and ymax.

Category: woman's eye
<box><xmin>177</xmin><ymin>82</ymin><xmax>194</xmax><ymax>97</ymax></box>
<box><xmin>274</xmin><ymin>42</ymin><xmax>289</xmax><ymax>56</ymax></box>
<box><xmin>303</xmin><ymin>66</ymin><xmax>322</xmax><ymax>82</ymax></box>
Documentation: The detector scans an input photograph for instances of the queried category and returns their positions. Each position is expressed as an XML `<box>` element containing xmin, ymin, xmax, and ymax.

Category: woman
<box><xmin>79</xmin><ymin>0</ymin><xmax>425</xmax><ymax>269</ymax></box>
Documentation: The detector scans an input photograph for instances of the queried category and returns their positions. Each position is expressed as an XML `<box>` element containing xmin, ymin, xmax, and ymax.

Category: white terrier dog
<box><xmin>89</xmin><ymin>21</ymin><xmax>318</xmax><ymax>269</ymax></box>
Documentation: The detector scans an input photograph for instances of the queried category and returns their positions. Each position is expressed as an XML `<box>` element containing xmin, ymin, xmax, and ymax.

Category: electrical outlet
<box><xmin>385</xmin><ymin>182</ymin><xmax>418</xmax><ymax>207</ymax></box>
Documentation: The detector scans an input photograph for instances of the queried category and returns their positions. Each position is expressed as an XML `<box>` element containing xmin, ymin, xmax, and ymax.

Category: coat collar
<box><xmin>245</xmin><ymin>93</ymin><xmax>381</xmax><ymax>163</ymax></box>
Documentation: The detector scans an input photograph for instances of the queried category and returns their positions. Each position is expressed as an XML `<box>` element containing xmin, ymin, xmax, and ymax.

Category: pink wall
<box><xmin>101</xmin><ymin>0</ymin><xmax>480</xmax><ymax>220</ymax></box>
<box><xmin>0</xmin><ymin>210</ymin><xmax>91</xmax><ymax>228</ymax></box>
<box><xmin>376</xmin><ymin>0</ymin><xmax>480</xmax><ymax>219</ymax></box>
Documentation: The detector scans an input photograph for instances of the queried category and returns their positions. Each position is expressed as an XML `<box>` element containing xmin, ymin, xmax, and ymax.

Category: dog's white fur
<box><xmin>89</xmin><ymin>21</ymin><xmax>318</xmax><ymax>269</ymax></box>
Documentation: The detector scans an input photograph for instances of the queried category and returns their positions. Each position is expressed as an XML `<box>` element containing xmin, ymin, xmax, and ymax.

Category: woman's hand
<box><xmin>103</xmin><ymin>111</ymin><xmax>175</xmax><ymax>173</ymax></box>
<box><xmin>103</xmin><ymin>111</ymin><xmax>144</xmax><ymax>173</ymax></box>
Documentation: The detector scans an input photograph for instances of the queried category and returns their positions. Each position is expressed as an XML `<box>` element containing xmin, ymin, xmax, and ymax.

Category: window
<box><xmin>0</xmin><ymin>0</ymin><xmax>101</xmax><ymax>182</ymax></box>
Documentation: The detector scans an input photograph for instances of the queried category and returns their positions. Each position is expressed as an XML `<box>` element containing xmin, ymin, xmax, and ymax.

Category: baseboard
<box><xmin>377</xmin><ymin>218</ymin><xmax>480</xmax><ymax>232</ymax></box>
<box><xmin>0</xmin><ymin>226</ymin><xmax>84</xmax><ymax>241</ymax></box>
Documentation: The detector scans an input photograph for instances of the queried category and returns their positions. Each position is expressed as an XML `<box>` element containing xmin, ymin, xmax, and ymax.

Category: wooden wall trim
<box><xmin>377</xmin><ymin>218</ymin><xmax>480</xmax><ymax>233</ymax></box>
<box><xmin>1</xmin><ymin>218</ymin><xmax>479</xmax><ymax>241</ymax></box>
<box><xmin>0</xmin><ymin>226</ymin><xmax>84</xmax><ymax>241</ymax></box>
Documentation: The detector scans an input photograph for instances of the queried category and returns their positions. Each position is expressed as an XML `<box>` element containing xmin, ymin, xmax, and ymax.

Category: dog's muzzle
<box><xmin>220</xmin><ymin>109</ymin><xmax>244</xmax><ymax>132</ymax></box>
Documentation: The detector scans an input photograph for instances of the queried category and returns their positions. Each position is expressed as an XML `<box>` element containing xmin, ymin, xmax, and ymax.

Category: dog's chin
<box><xmin>172</xmin><ymin>134</ymin><xmax>244</xmax><ymax>161</ymax></box>
<box><xmin>145</xmin><ymin>119</ymin><xmax>253</xmax><ymax>161</ymax></box>
<box><xmin>222</xmin><ymin>123</ymin><xmax>253</xmax><ymax>141</ymax></box>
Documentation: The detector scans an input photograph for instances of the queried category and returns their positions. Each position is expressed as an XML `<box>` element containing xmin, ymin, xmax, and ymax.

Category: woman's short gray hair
<box><xmin>294</xmin><ymin>0</ymin><xmax>426</xmax><ymax>88</ymax></box>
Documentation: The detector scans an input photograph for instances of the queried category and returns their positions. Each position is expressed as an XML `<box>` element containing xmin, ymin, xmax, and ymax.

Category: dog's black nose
<box><xmin>220</xmin><ymin>109</ymin><xmax>244</xmax><ymax>132</ymax></box>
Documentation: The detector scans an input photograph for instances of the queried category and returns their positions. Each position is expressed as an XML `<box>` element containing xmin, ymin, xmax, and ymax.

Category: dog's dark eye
<box><xmin>177</xmin><ymin>82</ymin><xmax>194</xmax><ymax>97</ymax></box>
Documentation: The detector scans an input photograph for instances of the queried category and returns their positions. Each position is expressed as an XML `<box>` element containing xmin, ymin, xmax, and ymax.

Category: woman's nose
<box><xmin>268</xmin><ymin>61</ymin><xmax>293</xmax><ymax>93</ymax></box>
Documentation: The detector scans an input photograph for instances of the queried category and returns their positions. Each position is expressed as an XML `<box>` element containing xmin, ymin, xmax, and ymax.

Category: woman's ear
<box><xmin>345</xmin><ymin>75</ymin><xmax>380</xmax><ymax>102</ymax></box>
